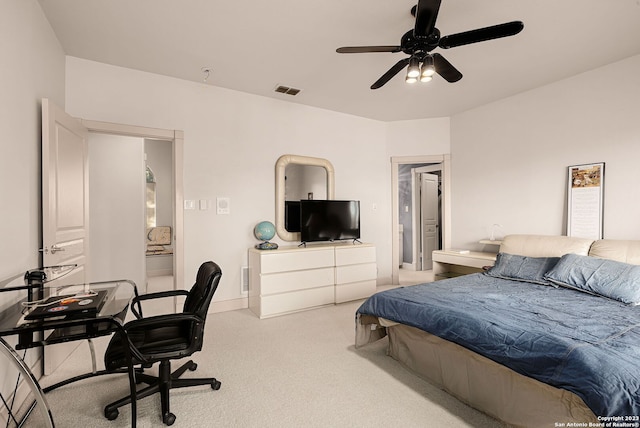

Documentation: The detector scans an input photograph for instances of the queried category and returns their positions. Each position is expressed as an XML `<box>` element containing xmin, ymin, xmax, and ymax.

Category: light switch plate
<box><xmin>184</xmin><ymin>200</ymin><xmax>196</xmax><ymax>210</ymax></box>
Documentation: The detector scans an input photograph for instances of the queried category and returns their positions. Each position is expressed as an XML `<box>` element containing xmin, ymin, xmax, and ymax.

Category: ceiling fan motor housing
<box><xmin>402</xmin><ymin>28</ymin><xmax>440</xmax><ymax>57</ymax></box>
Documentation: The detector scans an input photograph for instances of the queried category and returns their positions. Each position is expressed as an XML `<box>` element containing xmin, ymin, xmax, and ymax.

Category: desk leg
<box><xmin>87</xmin><ymin>339</ymin><xmax>97</xmax><ymax>373</ymax></box>
<box><xmin>0</xmin><ymin>338</ymin><xmax>54</xmax><ymax>428</ymax></box>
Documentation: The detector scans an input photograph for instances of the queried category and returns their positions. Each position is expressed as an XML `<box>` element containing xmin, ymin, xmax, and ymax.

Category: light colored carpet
<box><xmin>37</xmin><ymin>299</ymin><xmax>505</xmax><ymax>427</ymax></box>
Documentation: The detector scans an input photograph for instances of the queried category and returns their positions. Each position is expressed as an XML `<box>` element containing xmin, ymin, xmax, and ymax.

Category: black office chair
<box><xmin>103</xmin><ymin>261</ymin><xmax>222</xmax><ymax>426</ymax></box>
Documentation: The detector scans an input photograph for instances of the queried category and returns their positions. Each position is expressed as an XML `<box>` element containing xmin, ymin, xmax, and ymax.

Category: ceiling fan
<box><xmin>336</xmin><ymin>0</ymin><xmax>524</xmax><ymax>89</ymax></box>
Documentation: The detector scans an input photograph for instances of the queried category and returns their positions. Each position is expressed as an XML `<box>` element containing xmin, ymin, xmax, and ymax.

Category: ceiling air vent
<box><xmin>274</xmin><ymin>85</ymin><xmax>301</xmax><ymax>96</ymax></box>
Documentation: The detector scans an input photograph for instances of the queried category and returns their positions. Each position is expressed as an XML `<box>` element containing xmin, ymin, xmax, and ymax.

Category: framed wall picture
<box><xmin>567</xmin><ymin>162</ymin><xmax>604</xmax><ymax>239</ymax></box>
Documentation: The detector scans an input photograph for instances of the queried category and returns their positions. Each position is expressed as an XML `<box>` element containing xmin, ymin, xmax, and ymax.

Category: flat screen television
<box><xmin>300</xmin><ymin>200</ymin><xmax>360</xmax><ymax>243</ymax></box>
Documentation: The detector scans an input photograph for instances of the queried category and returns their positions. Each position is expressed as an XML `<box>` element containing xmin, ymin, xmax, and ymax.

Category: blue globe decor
<box><xmin>254</xmin><ymin>221</ymin><xmax>278</xmax><ymax>250</ymax></box>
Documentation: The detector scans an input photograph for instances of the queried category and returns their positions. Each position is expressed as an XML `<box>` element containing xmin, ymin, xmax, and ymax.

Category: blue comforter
<box><xmin>357</xmin><ymin>273</ymin><xmax>640</xmax><ymax>417</ymax></box>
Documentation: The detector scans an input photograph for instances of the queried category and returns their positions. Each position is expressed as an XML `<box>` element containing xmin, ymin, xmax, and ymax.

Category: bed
<box><xmin>356</xmin><ymin>235</ymin><xmax>640</xmax><ymax>427</ymax></box>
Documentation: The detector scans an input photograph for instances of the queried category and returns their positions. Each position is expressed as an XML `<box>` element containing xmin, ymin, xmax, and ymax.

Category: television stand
<box><xmin>248</xmin><ymin>243</ymin><xmax>377</xmax><ymax>318</ymax></box>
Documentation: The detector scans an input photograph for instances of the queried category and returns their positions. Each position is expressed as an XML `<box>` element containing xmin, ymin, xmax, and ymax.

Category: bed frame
<box><xmin>357</xmin><ymin>234</ymin><xmax>640</xmax><ymax>427</ymax></box>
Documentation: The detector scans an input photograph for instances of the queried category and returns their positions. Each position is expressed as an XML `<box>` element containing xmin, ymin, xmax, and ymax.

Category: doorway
<box><xmin>391</xmin><ymin>155</ymin><xmax>451</xmax><ymax>284</ymax></box>
<box><xmin>144</xmin><ymin>139</ymin><xmax>174</xmax><ymax>279</ymax></box>
<box><xmin>82</xmin><ymin>120</ymin><xmax>184</xmax><ymax>298</ymax></box>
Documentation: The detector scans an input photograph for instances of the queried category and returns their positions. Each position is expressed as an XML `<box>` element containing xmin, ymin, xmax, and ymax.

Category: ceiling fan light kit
<box><xmin>336</xmin><ymin>0</ymin><xmax>524</xmax><ymax>89</ymax></box>
<box><xmin>407</xmin><ymin>57</ymin><xmax>421</xmax><ymax>78</ymax></box>
<box><xmin>421</xmin><ymin>55</ymin><xmax>436</xmax><ymax>78</ymax></box>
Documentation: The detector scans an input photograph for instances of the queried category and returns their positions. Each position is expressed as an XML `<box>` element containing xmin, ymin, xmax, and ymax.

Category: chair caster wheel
<box><xmin>212</xmin><ymin>380</ymin><xmax>221</xmax><ymax>390</ymax></box>
<box><xmin>189</xmin><ymin>362</ymin><xmax>197</xmax><ymax>371</ymax></box>
<box><xmin>105</xmin><ymin>408</ymin><xmax>119</xmax><ymax>421</ymax></box>
<box><xmin>163</xmin><ymin>412</ymin><xmax>176</xmax><ymax>426</ymax></box>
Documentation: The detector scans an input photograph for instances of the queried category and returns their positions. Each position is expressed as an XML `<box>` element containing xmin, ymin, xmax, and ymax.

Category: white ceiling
<box><xmin>39</xmin><ymin>0</ymin><xmax>640</xmax><ymax>122</ymax></box>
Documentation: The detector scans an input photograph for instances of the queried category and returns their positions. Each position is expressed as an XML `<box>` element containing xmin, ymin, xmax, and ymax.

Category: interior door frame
<box><xmin>81</xmin><ymin>119</ymin><xmax>184</xmax><ymax>296</ymax></box>
<box><xmin>391</xmin><ymin>155</ymin><xmax>451</xmax><ymax>284</ymax></box>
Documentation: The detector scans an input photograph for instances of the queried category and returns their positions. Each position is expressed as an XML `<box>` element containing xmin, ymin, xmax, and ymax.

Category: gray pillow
<box><xmin>543</xmin><ymin>253</ymin><xmax>640</xmax><ymax>305</ymax></box>
<box><xmin>485</xmin><ymin>253</ymin><xmax>560</xmax><ymax>286</ymax></box>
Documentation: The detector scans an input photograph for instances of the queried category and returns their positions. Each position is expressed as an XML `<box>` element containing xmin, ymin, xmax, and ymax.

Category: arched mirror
<box><xmin>275</xmin><ymin>155</ymin><xmax>335</xmax><ymax>241</ymax></box>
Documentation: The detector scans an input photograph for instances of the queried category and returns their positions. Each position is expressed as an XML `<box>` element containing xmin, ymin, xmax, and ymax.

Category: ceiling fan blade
<box><xmin>336</xmin><ymin>46</ymin><xmax>402</xmax><ymax>54</ymax></box>
<box><xmin>439</xmin><ymin>21</ymin><xmax>524</xmax><ymax>49</ymax></box>
<box><xmin>433</xmin><ymin>53</ymin><xmax>462</xmax><ymax>82</ymax></box>
<box><xmin>414</xmin><ymin>0</ymin><xmax>442</xmax><ymax>38</ymax></box>
<box><xmin>371</xmin><ymin>58</ymin><xmax>411</xmax><ymax>89</ymax></box>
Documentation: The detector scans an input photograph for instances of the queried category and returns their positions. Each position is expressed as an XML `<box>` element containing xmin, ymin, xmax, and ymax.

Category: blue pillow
<box><xmin>485</xmin><ymin>253</ymin><xmax>560</xmax><ymax>286</ymax></box>
<box><xmin>543</xmin><ymin>253</ymin><xmax>640</xmax><ymax>305</ymax></box>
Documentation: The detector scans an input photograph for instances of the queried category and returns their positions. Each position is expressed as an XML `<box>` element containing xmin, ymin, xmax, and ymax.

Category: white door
<box><xmin>420</xmin><ymin>173</ymin><xmax>439</xmax><ymax>270</ymax></box>
<box><xmin>41</xmin><ymin>98</ymin><xmax>89</xmax><ymax>374</ymax></box>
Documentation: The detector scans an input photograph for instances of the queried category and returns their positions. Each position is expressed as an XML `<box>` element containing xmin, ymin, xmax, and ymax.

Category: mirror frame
<box><xmin>275</xmin><ymin>154</ymin><xmax>335</xmax><ymax>241</ymax></box>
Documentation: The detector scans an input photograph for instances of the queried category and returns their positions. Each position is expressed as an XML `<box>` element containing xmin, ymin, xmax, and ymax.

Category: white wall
<box><xmin>88</xmin><ymin>134</ymin><xmax>146</xmax><ymax>289</ymax></box>
<box><xmin>64</xmin><ymin>57</ymin><xmax>397</xmax><ymax>303</ymax></box>
<box><xmin>64</xmin><ymin>58</ymin><xmax>454</xmax><ymax>303</ymax></box>
<box><xmin>386</xmin><ymin>118</ymin><xmax>450</xmax><ymax>157</ymax></box>
<box><xmin>450</xmin><ymin>54</ymin><xmax>640</xmax><ymax>249</ymax></box>
<box><xmin>0</xmin><ymin>0</ymin><xmax>65</xmax><ymax>280</ymax></box>
<box><xmin>0</xmin><ymin>0</ymin><xmax>66</xmax><ymax>412</ymax></box>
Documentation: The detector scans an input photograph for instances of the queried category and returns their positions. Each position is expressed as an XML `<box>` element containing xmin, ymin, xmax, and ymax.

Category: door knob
<box><xmin>50</xmin><ymin>245</ymin><xmax>65</xmax><ymax>254</ymax></box>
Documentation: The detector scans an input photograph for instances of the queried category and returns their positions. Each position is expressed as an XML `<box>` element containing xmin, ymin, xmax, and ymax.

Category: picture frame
<box><xmin>567</xmin><ymin>162</ymin><xmax>605</xmax><ymax>239</ymax></box>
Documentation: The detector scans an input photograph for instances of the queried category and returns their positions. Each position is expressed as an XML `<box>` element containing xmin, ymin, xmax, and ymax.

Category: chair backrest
<box><xmin>183</xmin><ymin>261</ymin><xmax>222</xmax><ymax>318</ymax></box>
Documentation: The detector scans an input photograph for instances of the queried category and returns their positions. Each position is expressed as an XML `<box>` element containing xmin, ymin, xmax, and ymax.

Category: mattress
<box><xmin>356</xmin><ymin>273</ymin><xmax>640</xmax><ymax>418</ymax></box>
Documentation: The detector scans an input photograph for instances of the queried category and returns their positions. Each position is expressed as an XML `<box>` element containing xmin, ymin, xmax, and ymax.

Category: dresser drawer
<box><xmin>260</xmin><ymin>267</ymin><xmax>334</xmax><ymax>295</ymax></box>
<box><xmin>260</xmin><ymin>248</ymin><xmax>334</xmax><ymax>273</ymax></box>
<box><xmin>335</xmin><ymin>245</ymin><xmax>376</xmax><ymax>266</ymax></box>
<box><xmin>260</xmin><ymin>286</ymin><xmax>334</xmax><ymax>318</ymax></box>
<box><xmin>335</xmin><ymin>263</ymin><xmax>377</xmax><ymax>285</ymax></box>
<box><xmin>335</xmin><ymin>280</ymin><xmax>376</xmax><ymax>303</ymax></box>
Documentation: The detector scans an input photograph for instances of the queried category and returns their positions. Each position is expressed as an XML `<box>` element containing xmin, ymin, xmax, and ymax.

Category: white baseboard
<box><xmin>210</xmin><ymin>297</ymin><xmax>248</xmax><ymax>313</ymax></box>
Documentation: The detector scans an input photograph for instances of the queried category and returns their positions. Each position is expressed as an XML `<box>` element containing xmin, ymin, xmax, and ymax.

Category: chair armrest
<box><xmin>131</xmin><ymin>289</ymin><xmax>190</xmax><ymax>318</ymax></box>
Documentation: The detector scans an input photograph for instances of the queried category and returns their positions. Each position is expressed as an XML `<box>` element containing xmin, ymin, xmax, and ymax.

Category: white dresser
<box><xmin>248</xmin><ymin>243</ymin><xmax>377</xmax><ymax>318</ymax></box>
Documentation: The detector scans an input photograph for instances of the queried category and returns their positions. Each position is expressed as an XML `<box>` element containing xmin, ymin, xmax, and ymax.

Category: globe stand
<box><xmin>255</xmin><ymin>241</ymin><xmax>278</xmax><ymax>250</ymax></box>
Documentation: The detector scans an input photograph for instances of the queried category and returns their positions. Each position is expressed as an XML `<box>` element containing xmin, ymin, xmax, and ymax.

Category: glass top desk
<box><xmin>0</xmin><ymin>265</ymin><xmax>140</xmax><ymax>428</ymax></box>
